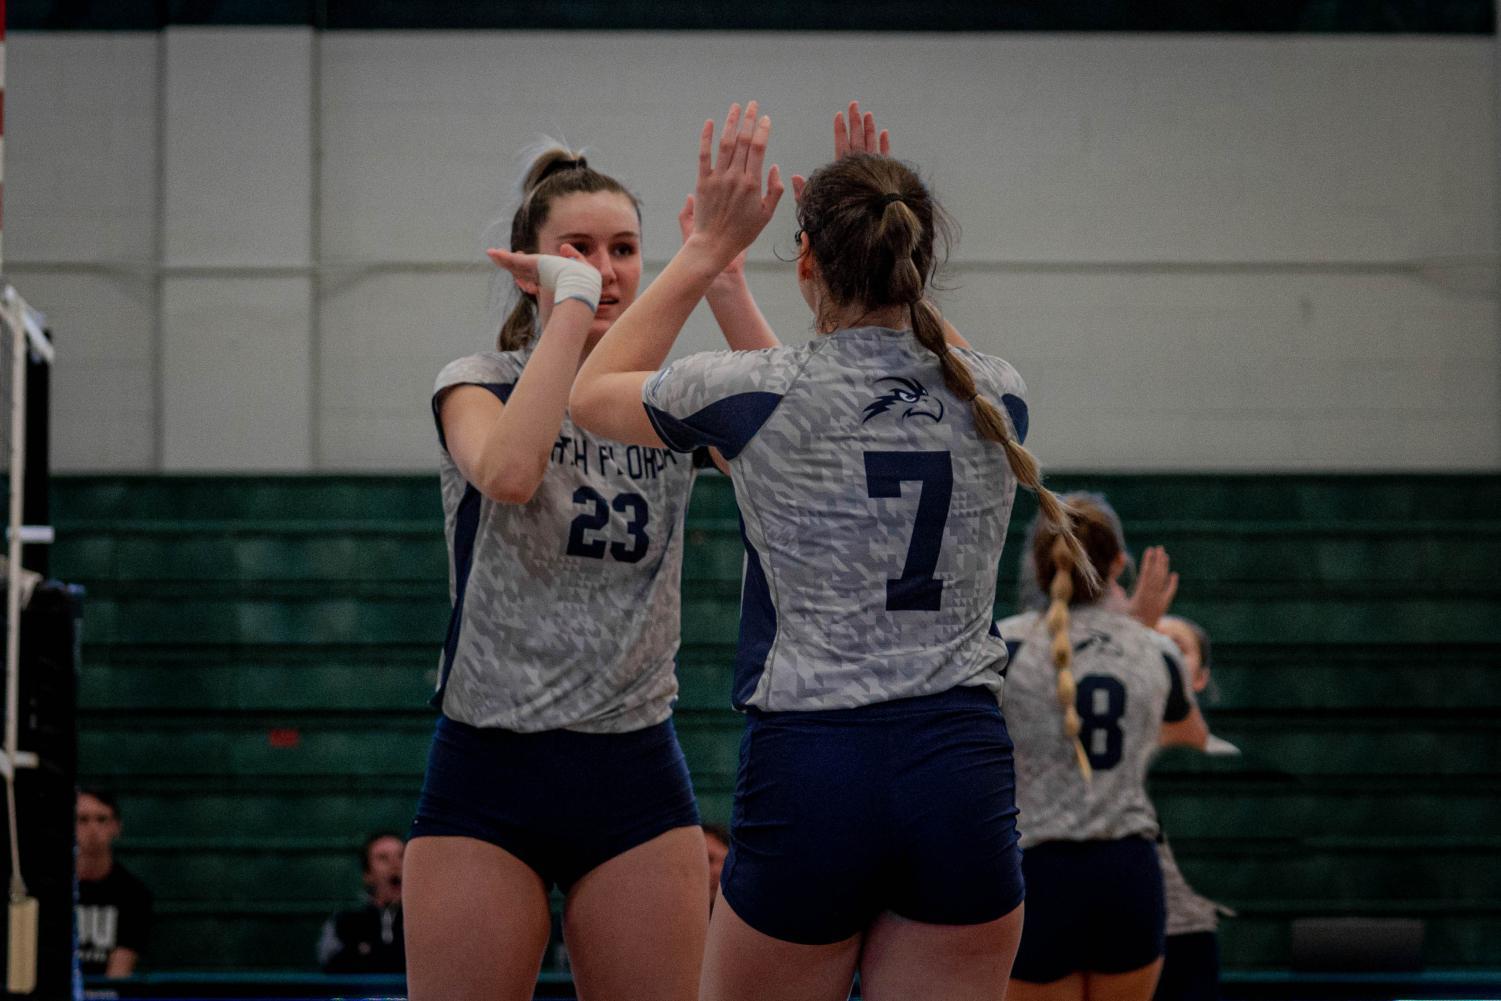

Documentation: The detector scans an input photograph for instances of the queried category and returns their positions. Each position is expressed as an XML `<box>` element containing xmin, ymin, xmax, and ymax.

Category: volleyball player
<box><xmin>403</xmin><ymin>141</ymin><xmax>778</xmax><ymax>1001</ymax></box>
<box><xmin>564</xmin><ymin>101</ymin><xmax>1091</xmax><ymax>1001</ymax></box>
<box><xmin>998</xmin><ymin>495</ymin><xmax>1209</xmax><ymax>1001</ymax></box>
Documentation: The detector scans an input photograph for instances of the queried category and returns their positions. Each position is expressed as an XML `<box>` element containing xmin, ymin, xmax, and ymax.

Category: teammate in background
<box><xmin>703</xmin><ymin>824</ymin><xmax>730</xmax><ymax>911</ymax></box>
<box><xmin>403</xmin><ymin>141</ymin><xmax>777</xmax><ymax>1001</ymax></box>
<box><xmin>566</xmin><ymin>101</ymin><xmax>1089</xmax><ymax>1001</ymax></box>
<box><xmin>318</xmin><ymin>832</ymin><xmax>406</xmax><ymax>973</ymax></box>
<box><xmin>1152</xmin><ymin>616</ymin><xmax>1231</xmax><ymax>1001</ymax></box>
<box><xmin>998</xmin><ymin>496</ymin><xmax>1209</xmax><ymax>1001</ymax></box>
<box><xmin>75</xmin><ymin>789</ymin><xmax>153</xmax><ymax>978</ymax></box>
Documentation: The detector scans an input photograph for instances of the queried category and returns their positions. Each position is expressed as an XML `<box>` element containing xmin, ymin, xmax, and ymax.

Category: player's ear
<box><xmin>796</xmin><ymin>233</ymin><xmax>817</xmax><ymax>283</ymax></box>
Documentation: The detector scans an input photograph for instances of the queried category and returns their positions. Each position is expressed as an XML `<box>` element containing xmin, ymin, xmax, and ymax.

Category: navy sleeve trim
<box><xmin>1162</xmin><ymin>651</ymin><xmax>1191</xmax><ymax>723</ymax></box>
<box><xmin>432</xmin><ymin>382</ymin><xmax>515</xmax><ymax>453</ymax></box>
<box><xmin>1001</xmin><ymin>393</ymin><xmax>1029</xmax><ymax>445</ymax></box>
<box><xmin>644</xmin><ymin>390</ymin><xmax>783</xmax><ymax>460</ymax></box>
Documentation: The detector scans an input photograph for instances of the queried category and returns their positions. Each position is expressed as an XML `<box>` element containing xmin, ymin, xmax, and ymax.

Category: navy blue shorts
<box><xmin>1012</xmin><ymin>837</ymin><xmax>1165</xmax><ymax>982</ymax></box>
<box><xmin>721</xmin><ymin>686</ymin><xmax>1024</xmax><ymax>945</ymax></box>
<box><xmin>409</xmin><ymin>714</ymin><xmax>700</xmax><ymax>892</ymax></box>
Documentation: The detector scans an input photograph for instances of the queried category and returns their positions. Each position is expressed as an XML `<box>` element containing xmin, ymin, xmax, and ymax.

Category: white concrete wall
<box><xmin>7</xmin><ymin>30</ymin><xmax>1498</xmax><ymax>471</ymax></box>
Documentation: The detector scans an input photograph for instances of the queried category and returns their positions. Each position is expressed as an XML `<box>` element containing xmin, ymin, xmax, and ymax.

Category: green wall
<box><xmin>54</xmin><ymin>473</ymin><xmax>1501</xmax><ymax>970</ymax></box>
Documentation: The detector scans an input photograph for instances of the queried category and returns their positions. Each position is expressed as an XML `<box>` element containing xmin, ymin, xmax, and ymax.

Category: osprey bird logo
<box><xmin>862</xmin><ymin>377</ymin><xmax>945</xmax><ymax>425</ymax></box>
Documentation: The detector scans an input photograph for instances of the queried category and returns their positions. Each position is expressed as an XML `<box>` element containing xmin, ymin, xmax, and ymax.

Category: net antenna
<box><xmin>0</xmin><ymin>279</ymin><xmax>53</xmax><ymax>995</ymax></box>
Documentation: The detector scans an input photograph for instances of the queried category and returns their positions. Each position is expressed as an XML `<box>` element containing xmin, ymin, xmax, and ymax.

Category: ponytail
<box><xmin>801</xmin><ymin>151</ymin><xmax>1105</xmax><ymax>779</ymax></box>
<box><xmin>905</xmin><ymin>300</ymin><xmax>1098</xmax><ymax>597</ymax></box>
<box><xmin>1045</xmin><ymin>537</ymin><xmax>1093</xmax><ymax>780</ymax></box>
<box><xmin>498</xmin><ymin>297</ymin><xmax>537</xmax><ymax>352</ymax></box>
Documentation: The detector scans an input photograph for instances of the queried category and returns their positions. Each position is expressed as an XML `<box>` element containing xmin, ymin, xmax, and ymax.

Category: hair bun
<box><xmin>516</xmin><ymin>140</ymin><xmax>587</xmax><ymax>196</ymax></box>
<box><xmin>536</xmin><ymin>155</ymin><xmax>588</xmax><ymax>185</ymax></box>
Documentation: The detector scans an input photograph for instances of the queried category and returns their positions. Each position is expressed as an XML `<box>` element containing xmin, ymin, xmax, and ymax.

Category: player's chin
<box><xmin>590</xmin><ymin>301</ymin><xmax>621</xmax><ymax>334</ymax></box>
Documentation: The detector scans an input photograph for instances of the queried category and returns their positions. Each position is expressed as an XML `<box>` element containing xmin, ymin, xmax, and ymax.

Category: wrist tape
<box><xmin>536</xmin><ymin>255</ymin><xmax>602</xmax><ymax>313</ymax></box>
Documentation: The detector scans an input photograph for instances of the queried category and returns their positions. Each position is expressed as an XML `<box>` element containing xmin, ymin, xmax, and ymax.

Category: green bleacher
<box><xmin>53</xmin><ymin>473</ymin><xmax>1501</xmax><ymax>971</ymax></box>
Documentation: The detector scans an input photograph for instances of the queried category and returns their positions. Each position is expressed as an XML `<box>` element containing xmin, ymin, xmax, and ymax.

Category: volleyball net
<box><xmin>0</xmin><ymin>279</ymin><xmax>55</xmax><ymax>996</ymax></box>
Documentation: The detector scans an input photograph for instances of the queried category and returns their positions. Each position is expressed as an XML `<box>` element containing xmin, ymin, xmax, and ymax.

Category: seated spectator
<box><xmin>76</xmin><ymin>788</ymin><xmax>153</xmax><ymax>977</ymax></box>
<box><xmin>703</xmin><ymin>824</ymin><xmax>729</xmax><ymax>911</ymax></box>
<box><xmin>318</xmin><ymin>832</ymin><xmax>405</xmax><ymax>973</ymax></box>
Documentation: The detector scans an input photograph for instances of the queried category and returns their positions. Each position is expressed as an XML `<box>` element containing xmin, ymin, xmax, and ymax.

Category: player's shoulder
<box><xmin>1094</xmin><ymin>610</ymin><xmax>1183</xmax><ymax>685</ymax></box>
<box><xmin>653</xmin><ymin>344</ymin><xmax>811</xmax><ymax>399</ymax></box>
<box><xmin>996</xmin><ymin>610</ymin><xmax>1043</xmax><ymax>641</ymax></box>
<box><xmin>435</xmin><ymin>350</ymin><xmax>524</xmax><ymax>395</ymax></box>
<box><xmin>955</xmin><ymin>349</ymin><xmax>1026</xmax><ymax>397</ymax></box>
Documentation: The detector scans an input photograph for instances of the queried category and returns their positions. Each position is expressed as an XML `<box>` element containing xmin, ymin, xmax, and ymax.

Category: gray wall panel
<box><xmin>162</xmin><ymin>277</ymin><xmax>312</xmax><ymax>470</ymax></box>
<box><xmin>5</xmin><ymin>31</ymin><xmax>1496</xmax><ymax>470</ymax></box>
<box><xmin>163</xmin><ymin>28</ymin><xmax>313</xmax><ymax>267</ymax></box>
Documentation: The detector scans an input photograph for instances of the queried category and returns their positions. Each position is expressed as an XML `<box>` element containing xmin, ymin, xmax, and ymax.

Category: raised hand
<box><xmin>687</xmin><ymin>101</ymin><xmax>784</xmax><ymax>270</ymax></box>
<box><xmin>486</xmin><ymin>247</ymin><xmax>545</xmax><ymax>296</ymax></box>
<box><xmin>679</xmin><ymin>194</ymin><xmax>750</xmax><ymax>291</ymax></box>
<box><xmin>1127</xmin><ymin>545</ymin><xmax>1179</xmax><ymax>627</ymax></box>
<box><xmin>834</xmin><ymin>99</ymin><xmax>891</xmax><ymax>158</ymax></box>
<box><xmin>794</xmin><ymin>100</ymin><xmax>892</xmax><ymax>204</ymax></box>
<box><xmin>486</xmin><ymin>243</ymin><xmax>601</xmax><ymax>311</ymax></box>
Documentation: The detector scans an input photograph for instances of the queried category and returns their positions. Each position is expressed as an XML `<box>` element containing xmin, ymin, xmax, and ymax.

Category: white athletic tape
<box><xmin>536</xmin><ymin>254</ymin><xmax>602</xmax><ymax>313</ymax></box>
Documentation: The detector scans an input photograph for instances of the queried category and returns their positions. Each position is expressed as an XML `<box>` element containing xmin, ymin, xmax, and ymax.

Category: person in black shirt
<box><xmin>318</xmin><ymin>832</ymin><xmax>405</xmax><ymax>973</ymax></box>
<box><xmin>76</xmin><ymin>789</ymin><xmax>153</xmax><ymax>977</ymax></box>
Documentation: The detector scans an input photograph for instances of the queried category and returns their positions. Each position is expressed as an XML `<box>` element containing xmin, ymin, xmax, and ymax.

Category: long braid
<box><xmin>890</xmin><ymin>198</ymin><xmax>1097</xmax><ymax>778</ymax></box>
<box><xmin>803</xmin><ymin>153</ymin><xmax>1103</xmax><ymax>779</ymax></box>
<box><xmin>1045</xmin><ymin>537</ymin><xmax>1092</xmax><ymax>780</ymax></box>
<box><xmin>1032</xmin><ymin>495</ymin><xmax>1127</xmax><ymax>780</ymax></box>
<box><xmin>905</xmin><ymin>295</ymin><xmax>1099</xmax><ymax>595</ymax></box>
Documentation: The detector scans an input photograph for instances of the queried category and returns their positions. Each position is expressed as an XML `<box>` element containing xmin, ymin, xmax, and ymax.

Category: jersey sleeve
<box><xmin>641</xmin><ymin>348</ymin><xmax>800</xmax><ymax>460</ymax></box>
<box><xmin>1154</xmin><ymin>633</ymin><xmax>1194</xmax><ymax>723</ymax></box>
<box><xmin>961</xmin><ymin>350</ymin><xmax>1030</xmax><ymax>444</ymax></box>
<box><xmin>432</xmin><ymin>352</ymin><xmax>523</xmax><ymax>453</ymax></box>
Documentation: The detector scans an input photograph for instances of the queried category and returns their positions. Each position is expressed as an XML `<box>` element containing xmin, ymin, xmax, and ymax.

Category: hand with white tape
<box><xmin>487</xmin><ymin>244</ymin><xmax>602</xmax><ymax>313</ymax></box>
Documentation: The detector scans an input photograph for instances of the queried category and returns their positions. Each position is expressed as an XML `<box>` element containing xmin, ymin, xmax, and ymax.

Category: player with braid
<box><xmin>998</xmin><ymin>495</ymin><xmax>1210</xmax><ymax>1001</ymax></box>
<box><xmin>566</xmin><ymin>100</ymin><xmax>1085</xmax><ymax>1001</ymax></box>
<box><xmin>405</xmin><ymin>140</ymin><xmax>781</xmax><ymax>1001</ymax></box>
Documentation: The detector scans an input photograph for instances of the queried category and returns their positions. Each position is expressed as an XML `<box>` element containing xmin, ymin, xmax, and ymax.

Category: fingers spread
<box><xmin>833</xmin><ymin>109</ymin><xmax>849</xmax><ymax>158</ymax></box>
<box><xmin>860</xmin><ymin>111</ymin><xmax>875</xmax><ymax>151</ymax></box>
<box><xmin>791</xmin><ymin>174</ymin><xmax>806</xmax><ymax>204</ymax></box>
<box><xmin>878</xmin><ymin>128</ymin><xmax>891</xmax><ymax>156</ymax></box>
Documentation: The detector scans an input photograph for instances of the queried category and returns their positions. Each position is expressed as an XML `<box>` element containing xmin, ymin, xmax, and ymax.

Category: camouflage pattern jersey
<box><xmin>642</xmin><ymin>326</ymin><xmax>1030</xmax><ymax>713</ymax></box>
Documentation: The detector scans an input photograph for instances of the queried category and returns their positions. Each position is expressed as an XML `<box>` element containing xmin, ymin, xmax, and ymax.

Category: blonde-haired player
<box><xmin>998</xmin><ymin>495</ymin><xmax>1208</xmax><ymax>1001</ymax></box>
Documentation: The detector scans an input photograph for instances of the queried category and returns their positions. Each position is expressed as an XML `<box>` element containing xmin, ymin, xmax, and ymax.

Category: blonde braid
<box><xmin>908</xmin><ymin>301</ymin><xmax>1100</xmax><ymax>595</ymax></box>
<box><xmin>1045</xmin><ymin>536</ymin><xmax>1093</xmax><ymax>781</ymax></box>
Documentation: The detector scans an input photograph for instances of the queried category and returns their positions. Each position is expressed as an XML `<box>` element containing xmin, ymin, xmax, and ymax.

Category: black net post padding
<box><xmin>1</xmin><ymin>582</ymin><xmax>81</xmax><ymax>1001</ymax></box>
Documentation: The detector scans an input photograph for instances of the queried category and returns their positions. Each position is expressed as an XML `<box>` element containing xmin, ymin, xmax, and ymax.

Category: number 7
<box><xmin>864</xmin><ymin>451</ymin><xmax>953</xmax><ymax>611</ymax></box>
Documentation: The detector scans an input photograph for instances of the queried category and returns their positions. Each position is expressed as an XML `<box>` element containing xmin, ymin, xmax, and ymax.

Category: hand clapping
<box><xmin>686</xmin><ymin>101</ymin><xmax>784</xmax><ymax>270</ymax></box>
<box><xmin>793</xmin><ymin>100</ymin><xmax>892</xmax><ymax>204</ymax></box>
